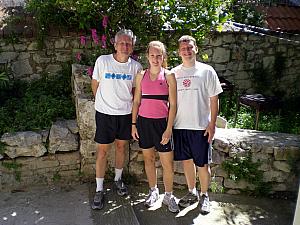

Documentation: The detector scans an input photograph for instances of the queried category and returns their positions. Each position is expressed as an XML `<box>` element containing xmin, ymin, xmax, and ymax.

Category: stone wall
<box><xmin>0</xmin><ymin>29</ymin><xmax>299</xmax><ymax>97</ymax></box>
<box><xmin>0</xmin><ymin>64</ymin><xmax>299</xmax><ymax>193</ymax></box>
<box><xmin>0</xmin><ymin>120</ymin><xmax>80</xmax><ymax>190</ymax></box>
<box><xmin>71</xmin><ymin>63</ymin><xmax>300</xmax><ymax>195</ymax></box>
<box><xmin>201</xmin><ymin>31</ymin><xmax>300</xmax><ymax>97</ymax></box>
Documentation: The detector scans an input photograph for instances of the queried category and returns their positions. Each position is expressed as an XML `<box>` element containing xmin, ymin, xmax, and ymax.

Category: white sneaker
<box><xmin>163</xmin><ymin>194</ymin><xmax>180</xmax><ymax>213</ymax></box>
<box><xmin>144</xmin><ymin>188</ymin><xmax>159</xmax><ymax>207</ymax></box>
<box><xmin>199</xmin><ymin>194</ymin><xmax>210</xmax><ymax>214</ymax></box>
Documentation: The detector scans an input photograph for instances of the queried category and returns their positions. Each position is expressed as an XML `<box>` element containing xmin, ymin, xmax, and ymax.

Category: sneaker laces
<box><xmin>145</xmin><ymin>189</ymin><xmax>158</xmax><ymax>205</ymax></box>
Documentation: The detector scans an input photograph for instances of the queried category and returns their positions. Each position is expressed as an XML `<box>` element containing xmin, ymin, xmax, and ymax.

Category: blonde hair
<box><xmin>147</xmin><ymin>41</ymin><xmax>168</xmax><ymax>68</ymax></box>
<box><xmin>178</xmin><ymin>35</ymin><xmax>197</xmax><ymax>47</ymax></box>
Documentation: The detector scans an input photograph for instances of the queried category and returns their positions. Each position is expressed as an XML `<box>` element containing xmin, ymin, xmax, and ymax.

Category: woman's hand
<box><xmin>160</xmin><ymin>129</ymin><xmax>172</xmax><ymax>145</ymax></box>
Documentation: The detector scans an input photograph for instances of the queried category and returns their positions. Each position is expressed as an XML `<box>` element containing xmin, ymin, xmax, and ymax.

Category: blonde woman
<box><xmin>131</xmin><ymin>41</ymin><xmax>179</xmax><ymax>213</ymax></box>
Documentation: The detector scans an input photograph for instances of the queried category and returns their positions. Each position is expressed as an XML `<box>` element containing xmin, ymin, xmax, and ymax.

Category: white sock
<box><xmin>114</xmin><ymin>168</ymin><xmax>123</xmax><ymax>181</ymax></box>
<box><xmin>165</xmin><ymin>192</ymin><xmax>172</xmax><ymax>197</ymax></box>
<box><xmin>96</xmin><ymin>178</ymin><xmax>104</xmax><ymax>192</ymax></box>
<box><xmin>189</xmin><ymin>187</ymin><xmax>198</xmax><ymax>195</ymax></box>
<box><xmin>150</xmin><ymin>185</ymin><xmax>158</xmax><ymax>192</ymax></box>
<box><xmin>200</xmin><ymin>191</ymin><xmax>208</xmax><ymax>197</ymax></box>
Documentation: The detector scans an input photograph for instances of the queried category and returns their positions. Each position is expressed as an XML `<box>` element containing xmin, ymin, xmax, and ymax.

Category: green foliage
<box><xmin>232</xmin><ymin>2</ymin><xmax>265</xmax><ymax>26</ymax></box>
<box><xmin>25</xmin><ymin>0</ymin><xmax>232</xmax><ymax>53</ymax></box>
<box><xmin>2</xmin><ymin>161</ymin><xmax>22</xmax><ymax>170</ymax></box>
<box><xmin>0</xmin><ymin>71</ymin><xmax>9</xmax><ymax>89</ymax></box>
<box><xmin>0</xmin><ymin>64</ymin><xmax>75</xmax><ymax>136</ymax></box>
<box><xmin>210</xmin><ymin>177</ymin><xmax>224</xmax><ymax>193</ymax></box>
<box><xmin>53</xmin><ymin>172</ymin><xmax>62</xmax><ymax>182</ymax></box>
<box><xmin>220</xmin><ymin>92</ymin><xmax>300</xmax><ymax>134</ymax></box>
<box><xmin>222</xmin><ymin>155</ymin><xmax>271</xmax><ymax>195</ymax></box>
<box><xmin>0</xmin><ymin>142</ymin><xmax>6</xmax><ymax>155</ymax></box>
<box><xmin>287</xmin><ymin>154</ymin><xmax>300</xmax><ymax>175</ymax></box>
<box><xmin>2</xmin><ymin>161</ymin><xmax>22</xmax><ymax>181</ymax></box>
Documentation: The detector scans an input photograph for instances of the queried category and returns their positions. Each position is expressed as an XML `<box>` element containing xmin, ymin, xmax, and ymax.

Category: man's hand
<box><xmin>131</xmin><ymin>125</ymin><xmax>139</xmax><ymax>141</ymax></box>
<box><xmin>204</xmin><ymin>123</ymin><xmax>215</xmax><ymax>143</ymax></box>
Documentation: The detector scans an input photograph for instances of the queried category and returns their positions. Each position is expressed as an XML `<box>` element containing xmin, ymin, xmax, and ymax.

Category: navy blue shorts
<box><xmin>172</xmin><ymin>129</ymin><xmax>212</xmax><ymax>167</ymax></box>
<box><xmin>94</xmin><ymin>111</ymin><xmax>131</xmax><ymax>144</ymax></box>
<box><xmin>137</xmin><ymin>116</ymin><xmax>172</xmax><ymax>152</ymax></box>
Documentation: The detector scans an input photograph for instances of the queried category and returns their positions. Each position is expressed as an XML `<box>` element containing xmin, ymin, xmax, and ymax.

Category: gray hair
<box><xmin>178</xmin><ymin>35</ymin><xmax>197</xmax><ymax>46</ymax></box>
<box><xmin>114</xmin><ymin>29</ymin><xmax>136</xmax><ymax>45</ymax></box>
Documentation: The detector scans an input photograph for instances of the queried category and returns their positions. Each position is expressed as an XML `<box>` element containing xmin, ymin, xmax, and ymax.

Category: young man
<box><xmin>171</xmin><ymin>35</ymin><xmax>223</xmax><ymax>214</ymax></box>
<box><xmin>91</xmin><ymin>29</ymin><xmax>142</xmax><ymax>210</ymax></box>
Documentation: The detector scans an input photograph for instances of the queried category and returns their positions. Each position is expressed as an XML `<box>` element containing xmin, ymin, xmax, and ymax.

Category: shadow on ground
<box><xmin>0</xmin><ymin>182</ymin><xmax>297</xmax><ymax>225</ymax></box>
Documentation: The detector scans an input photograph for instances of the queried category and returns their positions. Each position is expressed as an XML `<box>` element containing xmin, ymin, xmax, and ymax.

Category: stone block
<box><xmin>229</xmin><ymin>147</ymin><xmax>249</xmax><ymax>158</ymax></box>
<box><xmin>213</xmin><ymin>136</ymin><xmax>230</xmax><ymax>153</ymax></box>
<box><xmin>54</xmin><ymin>38</ymin><xmax>66</xmax><ymax>49</ymax></box>
<box><xmin>56</xmin><ymin>151</ymin><xmax>80</xmax><ymax>166</ymax></box>
<box><xmin>45</xmin><ymin>64</ymin><xmax>62</xmax><ymax>74</ymax></box>
<box><xmin>174</xmin><ymin>173</ymin><xmax>186</xmax><ymax>185</ymax></box>
<box><xmin>226</xmin><ymin>189</ymin><xmax>241</xmax><ymax>195</ymax></box>
<box><xmin>212</xmin><ymin>150</ymin><xmax>226</xmax><ymax>165</ymax></box>
<box><xmin>211</xmin><ymin>165</ymin><xmax>228</xmax><ymax>178</ymax></box>
<box><xmin>35</xmin><ymin>157</ymin><xmax>60</xmax><ymax>169</ymax></box>
<box><xmin>263</xmin><ymin>170</ymin><xmax>287</xmax><ymax>183</ymax></box>
<box><xmin>76</xmin><ymin>98</ymin><xmax>96</xmax><ymax>140</ymax></box>
<box><xmin>213</xmin><ymin>47</ymin><xmax>230</xmax><ymax>63</ymax></box>
<box><xmin>129</xmin><ymin>161</ymin><xmax>145</xmax><ymax>177</ymax></box>
<box><xmin>272</xmin><ymin>183</ymin><xmax>287</xmax><ymax>192</ymax></box>
<box><xmin>1</xmin><ymin>131</ymin><xmax>47</xmax><ymax>158</ymax></box>
<box><xmin>224</xmin><ymin>179</ymin><xmax>255</xmax><ymax>190</ymax></box>
<box><xmin>273</xmin><ymin>161</ymin><xmax>291</xmax><ymax>173</ymax></box>
<box><xmin>274</xmin><ymin>146</ymin><xmax>300</xmax><ymax>161</ymax></box>
<box><xmin>80</xmin><ymin>139</ymin><xmax>97</xmax><ymax>159</ymax></box>
<box><xmin>49</xmin><ymin>120</ymin><xmax>79</xmax><ymax>154</ymax></box>
<box><xmin>174</xmin><ymin>161</ymin><xmax>184</xmax><ymax>173</ymax></box>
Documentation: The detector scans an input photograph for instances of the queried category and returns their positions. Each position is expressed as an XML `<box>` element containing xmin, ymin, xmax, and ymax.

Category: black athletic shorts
<box><xmin>172</xmin><ymin>129</ymin><xmax>212</xmax><ymax>167</ymax></box>
<box><xmin>94</xmin><ymin>111</ymin><xmax>131</xmax><ymax>144</ymax></box>
<box><xmin>137</xmin><ymin>116</ymin><xmax>172</xmax><ymax>152</ymax></box>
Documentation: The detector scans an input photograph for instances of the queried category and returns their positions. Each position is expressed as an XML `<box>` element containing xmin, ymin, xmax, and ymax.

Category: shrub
<box><xmin>0</xmin><ymin>64</ymin><xmax>75</xmax><ymax>136</ymax></box>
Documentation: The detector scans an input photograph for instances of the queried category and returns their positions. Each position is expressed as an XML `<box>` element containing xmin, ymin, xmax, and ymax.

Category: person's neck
<box><xmin>182</xmin><ymin>59</ymin><xmax>196</xmax><ymax>68</ymax></box>
<box><xmin>113</xmin><ymin>53</ymin><xmax>129</xmax><ymax>63</ymax></box>
<box><xmin>149</xmin><ymin>67</ymin><xmax>161</xmax><ymax>75</ymax></box>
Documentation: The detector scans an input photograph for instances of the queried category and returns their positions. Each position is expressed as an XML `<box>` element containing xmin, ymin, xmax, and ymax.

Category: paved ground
<box><xmin>0</xmin><ymin>182</ymin><xmax>297</xmax><ymax>225</ymax></box>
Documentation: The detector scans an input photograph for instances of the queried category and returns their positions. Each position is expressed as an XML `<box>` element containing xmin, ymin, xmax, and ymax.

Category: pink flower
<box><xmin>101</xmin><ymin>34</ymin><xmax>107</xmax><ymax>49</ymax></box>
<box><xmin>76</xmin><ymin>52</ymin><xmax>81</xmax><ymax>62</ymax></box>
<box><xmin>102</xmin><ymin>16</ymin><xmax>108</xmax><ymax>28</ymax></box>
<box><xmin>87</xmin><ymin>67</ymin><xmax>93</xmax><ymax>77</ymax></box>
<box><xmin>80</xmin><ymin>36</ymin><xmax>86</xmax><ymax>46</ymax></box>
<box><xmin>91</xmin><ymin>29</ymin><xmax>99</xmax><ymax>44</ymax></box>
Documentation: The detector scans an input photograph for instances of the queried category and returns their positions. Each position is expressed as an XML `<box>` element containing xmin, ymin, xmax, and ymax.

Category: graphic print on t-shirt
<box><xmin>183</xmin><ymin>79</ymin><xmax>191</xmax><ymax>87</ymax></box>
<box><xmin>105</xmin><ymin>73</ymin><xmax>132</xmax><ymax>80</ymax></box>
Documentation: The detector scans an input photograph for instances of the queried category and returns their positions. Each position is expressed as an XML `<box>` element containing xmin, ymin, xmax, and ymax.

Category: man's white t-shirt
<box><xmin>92</xmin><ymin>54</ymin><xmax>142</xmax><ymax>115</ymax></box>
<box><xmin>171</xmin><ymin>61</ymin><xmax>223</xmax><ymax>130</ymax></box>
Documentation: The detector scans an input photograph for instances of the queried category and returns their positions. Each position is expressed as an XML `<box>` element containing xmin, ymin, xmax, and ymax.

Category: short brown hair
<box><xmin>178</xmin><ymin>35</ymin><xmax>197</xmax><ymax>46</ymax></box>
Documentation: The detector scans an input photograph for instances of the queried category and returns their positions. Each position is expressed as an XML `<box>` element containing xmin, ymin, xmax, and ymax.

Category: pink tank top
<box><xmin>138</xmin><ymin>68</ymin><xmax>169</xmax><ymax>118</ymax></box>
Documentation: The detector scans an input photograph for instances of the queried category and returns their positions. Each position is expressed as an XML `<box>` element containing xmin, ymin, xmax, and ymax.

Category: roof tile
<box><xmin>259</xmin><ymin>5</ymin><xmax>300</xmax><ymax>33</ymax></box>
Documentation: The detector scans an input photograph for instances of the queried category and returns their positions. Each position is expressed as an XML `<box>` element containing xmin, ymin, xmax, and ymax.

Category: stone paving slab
<box><xmin>0</xmin><ymin>182</ymin><xmax>297</xmax><ymax>225</ymax></box>
<box><xmin>131</xmin><ymin>183</ymin><xmax>297</xmax><ymax>225</ymax></box>
<box><xmin>87</xmin><ymin>182</ymin><xmax>140</xmax><ymax>225</ymax></box>
<box><xmin>0</xmin><ymin>184</ymin><xmax>93</xmax><ymax>225</ymax></box>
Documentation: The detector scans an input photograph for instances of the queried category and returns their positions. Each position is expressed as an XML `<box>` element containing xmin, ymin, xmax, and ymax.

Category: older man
<box><xmin>91</xmin><ymin>29</ymin><xmax>142</xmax><ymax>210</ymax></box>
